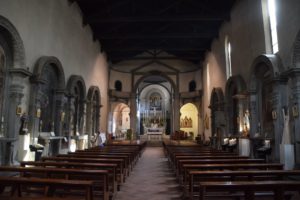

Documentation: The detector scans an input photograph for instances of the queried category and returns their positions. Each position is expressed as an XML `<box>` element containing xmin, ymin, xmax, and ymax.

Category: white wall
<box><xmin>0</xmin><ymin>0</ymin><xmax>109</xmax><ymax>131</ymax></box>
<box><xmin>109</xmin><ymin>70</ymin><xmax>132</xmax><ymax>92</ymax></box>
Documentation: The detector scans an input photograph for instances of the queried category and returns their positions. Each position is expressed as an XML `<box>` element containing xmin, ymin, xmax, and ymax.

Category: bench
<box><xmin>0</xmin><ymin>166</ymin><xmax>109</xmax><ymax>200</ymax></box>
<box><xmin>182</xmin><ymin>163</ymin><xmax>284</xmax><ymax>189</ymax></box>
<box><xmin>41</xmin><ymin>157</ymin><xmax>126</xmax><ymax>184</ymax></box>
<box><xmin>21</xmin><ymin>161</ymin><xmax>118</xmax><ymax>194</ymax></box>
<box><xmin>189</xmin><ymin>170</ymin><xmax>300</xmax><ymax>199</ymax></box>
<box><xmin>0</xmin><ymin>176</ymin><xmax>94</xmax><ymax>200</ymax></box>
<box><xmin>198</xmin><ymin>180</ymin><xmax>300</xmax><ymax>200</ymax></box>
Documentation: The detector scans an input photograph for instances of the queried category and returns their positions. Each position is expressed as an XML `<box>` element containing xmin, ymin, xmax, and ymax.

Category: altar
<box><xmin>145</xmin><ymin>127</ymin><xmax>164</xmax><ymax>141</ymax></box>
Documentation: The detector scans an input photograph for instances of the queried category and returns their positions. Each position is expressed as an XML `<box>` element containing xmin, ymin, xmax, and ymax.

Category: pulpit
<box><xmin>38</xmin><ymin>132</ymin><xmax>66</xmax><ymax>156</ymax></box>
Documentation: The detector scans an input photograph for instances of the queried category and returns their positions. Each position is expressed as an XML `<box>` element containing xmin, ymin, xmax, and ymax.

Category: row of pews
<box><xmin>163</xmin><ymin>141</ymin><xmax>300</xmax><ymax>200</ymax></box>
<box><xmin>0</xmin><ymin>141</ymin><xmax>146</xmax><ymax>200</ymax></box>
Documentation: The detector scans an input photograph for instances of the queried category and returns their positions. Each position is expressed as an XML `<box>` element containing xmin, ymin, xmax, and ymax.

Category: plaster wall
<box><xmin>109</xmin><ymin>70</ymin><xmax>132</xmax><ymax>92</ymax></box>
<box><xmin>0</xmin><ymin>0</ymin><xmax>109</xmax><ymax>131</ymax></box>
<box><xmin>179</xmin><ymin>69</ymin><xmax>202</xmax><ymax>92</ymax></box>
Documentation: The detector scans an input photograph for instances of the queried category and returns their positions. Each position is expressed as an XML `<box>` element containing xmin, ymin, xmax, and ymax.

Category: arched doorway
<box><xmin>66</xmin><ymin>75</ymin><xmax>86</xmax><ymax>150</ymax></box>
<box><xmin>209</xmin><ymin>88</ymin><xmax>225</xmax><ymax>149</ymax></box>
<box><xmin>180</xmin><ymin>103</ymin><xmax>199</xmax><ymax>140</ymax></box>
<box><xmin>86</xmin><ymin>86</ymin><xmax>101</xmax><ymax>147</ymax></box>
<box><xmin>29</xmin><ymin>56</ymin><xmax>66</xmax><ymax>156</ymax></box>
<box><xmin>134</xmin><ymin>74</ymin><xmax>177</xmax><ymax>139</ymax></box>
<box><xmin>0</xmin><ymin>16</ymin><xmax>28</xmax><ymax>165</ymax></box>
<box><xmin>225</xmin><ymin>75</ymin><xmax>248</xmax><ymax>136</ymax></box>
<box><xmin>137</xmin><ymin>76</ymin><xmax>173</xmax><ymax>138</ymax></box>
<box><xmin>249</xmin><ymin>54</ymin><xmax>284</xmax><ymax>161</ymax></box>
<box><xmin>112</xmin><ymin>103</ymin><xmax>130</xmax><ymax>139</ymax></box>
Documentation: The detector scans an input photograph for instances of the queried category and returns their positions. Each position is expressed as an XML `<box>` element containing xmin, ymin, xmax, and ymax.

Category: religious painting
<box><xmin>180</xmin><ymin>116</ymin><xmax>192</xmax><ymax>128</ymax></box>
<box><xmin>149</xmin><ymin>93</ymin><xmax>162</xmax><ymax>110</ymax></box>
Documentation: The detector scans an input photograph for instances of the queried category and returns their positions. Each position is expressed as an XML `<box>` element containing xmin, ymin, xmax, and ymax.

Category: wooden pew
<box><xmin>41</xmin><ymin>156</ymin><xmax>126</xmax><ymax>184</ymax></box>
<box><xmin>181</xmin><ymin>163</ymin><xmax>284</xmax><ymax>189</ymax></box>
<box><xmin>172</xmin><ymin>155</ymin><xmax>249</xmax><ymax>171</ymax></box>
<box><xmin>198</xmin><ymin>180</ymin><xmax>300</xmax><ymax>200</ymax></box>
<box><xmin>189</xmin><ymin>170</ymin><xmax>300</xmax><ymax>199</ymax></box>
<box><xmin>0</xmin><ymin>166</ymin><xmax>109</xmax><ymax>200</ymax></box>
<box><xmin>0</xmin><ymin>176</ymin><xmax>94</xmax><ymax>200</ymax></box>
<box><xmin>57</xmin><ymin>154</ymin><xmax>132</xmax><ymax>175</ymax></box>
<box><xmin>21</xmin><ymin>161</ymin><xmax>118</xmax><ymax>195</ymax></box>
<box><xmin>176</xmin><ymin>159</ymin><xmax>265</xmax><ymax>178</ymax></box>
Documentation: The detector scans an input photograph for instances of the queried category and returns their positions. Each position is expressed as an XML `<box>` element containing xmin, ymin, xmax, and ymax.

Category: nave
<box><xmin>115</xmin><ymin>147</ymin><xmax>181</xmax><ymax>200</ymax></box>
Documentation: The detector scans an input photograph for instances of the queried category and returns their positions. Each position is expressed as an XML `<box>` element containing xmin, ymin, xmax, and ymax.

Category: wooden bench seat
<box><xmin>182</xmin><ymin>163</ymin><xmax>284</xmax><ymax>188</ymax></box>
<box><xmin>41</xmin><ymin>157</ymin><xmax>126</xmax><ymax>184</ymax></box>
<box><xmin>176</xmin><ymin>159</ymin><xmax>265</xmax><ymax>177</ymax></box>
<box><xmin>21</xmin><ymin>161</ymin><xmax>118</xmax><ymax>194</ymax></box>
<box><xmin>0</xmin><ymin>176</ymin><xmax>94</xmax><ymax>200</ymax></box>
<box><xmin>198</xmin><ymin>180</ymin><xmax>300</xmax><ymax>200</ymax></box>
<box><xmin>0</xmin><ymin>166</ymin><xmax>110</xmax><ymax>200</ymax></box>
<box><xmin>189</xmin><ymin>170</ymin><xmax>300</xmax><ymax>199</ymax></box>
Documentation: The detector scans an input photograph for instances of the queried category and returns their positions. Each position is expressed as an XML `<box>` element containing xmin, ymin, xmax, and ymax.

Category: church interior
<box><xmin>1</xmin><ymin>0</ymin><xmax>300</xmax><ymax>199</ymax></box>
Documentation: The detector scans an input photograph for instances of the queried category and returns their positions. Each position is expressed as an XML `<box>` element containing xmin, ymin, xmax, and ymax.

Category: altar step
<box><xmin>146</xmin><ymin>140</ymin><xmax>163</xmax><ymax>147</ymax></box>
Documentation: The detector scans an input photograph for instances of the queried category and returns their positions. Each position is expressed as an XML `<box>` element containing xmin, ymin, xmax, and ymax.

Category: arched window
<box><xmin>267</xmin><ymin>0</ymin><xmax>279</xmax><ymax>53</ymax></box>
<box><xmin>115</xmin><ymin>80</ymin><xmax>122</xmax><ymax>91</ymax></box>
<box><xmin>225</xmin><ymin>36</ymin><xmax>232</xmax><ymax>80</ymax></box>
<box><xmin>189</xmin><ymin>80</ymin><xmax>196</xmax><ymax>92</ymax></box>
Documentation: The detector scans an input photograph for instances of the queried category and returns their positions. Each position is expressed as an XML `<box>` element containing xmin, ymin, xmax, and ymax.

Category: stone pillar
<box><xmin>287</xmin><ymin>68</ymin><xmax>300</xmax><ymax>166</ymax></box>
<box><xmin>7</xmin><ymin>68</ymin><xmax>31</xmax><ymax>165</ymax></box>
<box><xmin>130</xmin><ymin>93</ymin><xmax>137</xmax><ymax>139</ymax></box>
<box><xmin>67</xmin><ymin>95</ymin><xmax>75</xmax><ymax>149</ymax></box>
<box><xmin>81</xmin><ymin>100</ymin><xmax>87</xmax><ymax>135</ymax></box>
<box><xmin>271</xmin><ymin>78</ymin><xmax>286</xmax><ymax>162</ymax></box>
<box><xmin>173</xmin><ymin>92</ymin><xmax>180</xmax><ymax>132</ymax></box>
<box><xmin>249</xmin><ymin>89</ymin><xmax>258</xmax><ymax>138</ymax></box>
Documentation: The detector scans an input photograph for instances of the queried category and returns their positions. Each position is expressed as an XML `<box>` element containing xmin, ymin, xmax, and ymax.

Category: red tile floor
<box><xmin>115</xmin><ymin>147</ymin><xmax>182</xmax><ymax>200</ymax></box>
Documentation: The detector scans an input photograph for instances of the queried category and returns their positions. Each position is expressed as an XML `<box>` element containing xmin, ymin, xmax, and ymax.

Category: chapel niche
<box><xmin>86</xmin><ymin>86</ymin><xmax>101</xmax><ymax>141</ymax></box>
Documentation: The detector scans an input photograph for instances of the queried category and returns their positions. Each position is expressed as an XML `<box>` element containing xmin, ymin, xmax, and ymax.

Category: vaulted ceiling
<box><xmin>71</xmin><ymin>0</ymin><xmax>236</xmax><ymax>66</ymax></box>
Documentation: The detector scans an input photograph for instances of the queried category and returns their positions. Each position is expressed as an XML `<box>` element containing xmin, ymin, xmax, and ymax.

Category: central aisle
<box><xmin>115</xmin><ymin>147</ymin><xmax>182</xmax><ymax>200</ymax></box>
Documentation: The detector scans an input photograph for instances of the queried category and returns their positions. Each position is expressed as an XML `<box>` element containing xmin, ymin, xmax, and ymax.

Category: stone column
<box><xmin>129</xmin><ymin>93</ymin><xmax>137</xmax><ymax>139</ymax></box>
<box><xmin>85</xmin><ymin>99</ymin><xmax>93</xmax><ymax>147</ymax></box>
<box><xmin>249</xmin><ymin>89</ymin><xmax>258</xmax><ymax>138</ymax></box>
<box><xmin>173</xmin><ymin>92</ymin><xmax>180</xmax><ymax>132</ymax></box>
<box><xmin>287</xmin><ymin>68</ymin><xmax>300</xmax><ymax>166</ymax></box>
<box><xmin>67</xmin><ymin>95</ymin><xmax>75</xmax><ymax>149</ymax></box>
<box><xmin>271</xmin><ymin>78</ymin><xmax>286</xmax><ymax>162</ymax></box>
<box><xmin>7</xmin><ymin>68</ymin><xmax>31</xmax><ymax>165</ymax></box>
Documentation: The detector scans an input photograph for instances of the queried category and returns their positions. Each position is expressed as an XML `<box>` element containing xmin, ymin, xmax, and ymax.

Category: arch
<box><xmin>112</xmin><ymin>103</ymin><xmax>130</xmax><ymax>138</ymax></box>
<box><xmin>87</xmin><ymin>86</ymin><xmax>101</xmax><ymax>102</ymax></box>
<box><xmin>249</xmin><ymin>54</ymin><xmax>283</xmax><ymax>91</ymax></box>
<box><xmin>66</xmin><ymin>75</ymin><xmax>87</xmax><ymax>137</ymax></box>
<box><xmin>0</xmin><ymin>15</ymin><xmax>25</xmax><ymax>68</ymax></box>
<box><xmin>66</xmin><ymin>75</ymin><xmax>86</xmax><ymax>99</ymax></box>
<box><xmin>133</xmin><ymin>71</ymin><xmax>177</xmax><ymax>93</ymax></box>
<box><xmin>86</xmin><ymin>86</ymin><xmax>101</xmax><ymax>141</ymax></box>
<box><xmin>210</xmin><ymin>87</ymin><xmax>225</xmax><ymax>144</ymax></box>
<box><xmin>180</xmin><ymin>103</ymin><xmax>199</xmax><ymax>139</ymax></box>
<box><xmin>210</xmin><ymin>87</ymin><xmax>225</xmax><ymax>111</ymax></box>
<box><xmin>249</xmin><ymin>54</ymin><xmax>284</xmax><ymax>160</ymax></box>
<box><xmin>32</xmin><ymin>56</ymin><xmax>65</xmax><ymax>90</ymax></box>
<box><xmin>292</xmin><ymin>30</ymin><xmax>300</xmax><ymax>68</ymax></box>
<box><xmin>225</xmin><ymin>75</ymin><xmax>247</xmax><ymax>135</ymax></box>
